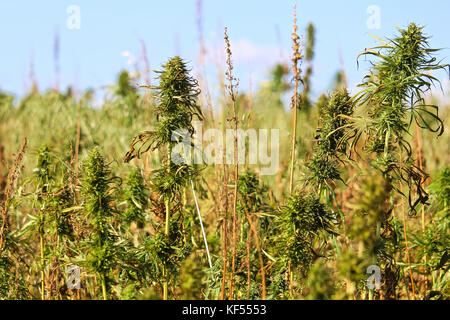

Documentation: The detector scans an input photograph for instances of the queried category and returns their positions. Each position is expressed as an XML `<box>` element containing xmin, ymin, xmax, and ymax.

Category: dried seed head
<box><xmin>290</xmin><ymin>3</ymin><xmax>303</xmax><ymax>111</ymax></box>
<box><xmin>224</xmin><ymin>27</ymin><xmax>239</xmax><ymax>101</ymax></box>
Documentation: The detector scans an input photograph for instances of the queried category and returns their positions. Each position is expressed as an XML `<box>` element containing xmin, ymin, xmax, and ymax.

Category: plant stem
<box><xmin>288</xmin><ymin>261</ymin><xmax>293</xmax><ymax>297</ymax></box>
<box><xmin>241</xmin><ymin>195</ymin><xmax>266</xmax><ymax>300</ymax></box>
<box><xmin>101</xmin><ymin>274</ymin><xmax>107</xmax><ymax>300</ymax></box>
<box><xmin>287</xmin><ymin>6</ymin><xmax>301</xmax><ymax>298</ymax></box>
<box><xmin>163</xmin><ymin>148</ymin><xmax>172</xmax><ymax>300</ymax></box>
<box><xmin>399</xmin><ymin>151</ymin><xmax>416</xmax><ymax>300</ymax></box>
<box><xmin>289</xmin><ymin>4</ymin><xmax>301</xmax><ymax>195</ymax></box>
<box><xmin>74</xmin><ymin>101</ymin><xmax>81</xmax><ymax>177</ymax></box>
<box><xmin>219</xmin><ymin>162</ymin><xmax>229</xmax><ymax>299</ymax></box>
<box><xmin>247</xmin><ymin>215</ymin><xmax>266</xmax><ymax>300</ymax></box>
<box><xmin>289</xmin><ymin>106</ymin><xmax>298</xmax><ymax>195</ymax></box>
<box><xmin>40</xmin><ymin>233</ymin><xmax>45</xmax><ymax>300</ymax></box>
<box><xmin>246</xmin><ymin>237</ymin><xmax>251</xmax><ymax>299</ymax></box>
<box><xmin>165</xmin><ymin>199</ymin><xmax>170</xmax><ymax>237</ymax></box>
<box><xmin>191</xmin><ymin>180</ymin><xmax>213</xmax><ymax>271</ymax></box>
<box><xmin>415</xmin><ymin>122</ymin><xmax>428</xmax><ymax>292</ymax></box>
<box><xmin>224</xmin><ymin>27</ymin><xmax>239</xmax><ymax>299</ymax></box>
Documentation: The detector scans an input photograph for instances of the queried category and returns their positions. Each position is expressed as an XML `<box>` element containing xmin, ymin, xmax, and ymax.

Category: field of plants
<box><xmin>0</xmin><ymin>9</ymin><xmax>449</xmax><ymax>300</ymax></box>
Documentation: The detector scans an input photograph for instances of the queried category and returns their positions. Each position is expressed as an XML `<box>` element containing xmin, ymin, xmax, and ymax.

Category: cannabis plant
<box><xmin>80</xmin><ymin>147</ymin><xmax>120</xmax><ymax>299</ymax></box>
<box><xmin>307</xmin><ymin>88</ymin><xmax>354</xmax><ymax>196</ymax></box>
<box><xmin>231</xmin><ymin>170</ymin><xmax>273</xmax><ymax>299</ymax></box>
<box><xmin>344</xmin><ymin>171</ymin><xmax>398</xmax><ymax>299</ymax></box>
<box><xmin>410</xmin><ymin>167</ymin><xmax>450</xmax><ymax>299</ymax></box>
<box><xmin>305</xmin><ymin>259</ymin><xmax>335</xmax><ymax>300</ymax></box>
<box><xmin>125</xmin><ymin>56</ymin><xmax>203</xmax><ymax>299</ymax></box>
<box><xmin>123</xmin><ymin>166</ymin><xmax>148</xmax><ymax>226</ymax></box>
<box><xmin>270</xmin><ymin>192</ymin><xmax>337</xmax><ymax>298</ymax></box>
<box><xmin>29</xmin><ymin>146</ymin><xmax>54</xmax><ymax>299</ymax></box>
<box><xmin>355</xmin><ymin>23</ymin><xmax>448</xmax><ymax>211</ymax></box>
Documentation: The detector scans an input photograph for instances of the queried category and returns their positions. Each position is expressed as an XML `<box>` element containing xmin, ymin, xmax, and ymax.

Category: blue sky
<box><xmin>0</xmin><ymin>0</ymin><xmax>449</xmax><ymax>100</ymax></box>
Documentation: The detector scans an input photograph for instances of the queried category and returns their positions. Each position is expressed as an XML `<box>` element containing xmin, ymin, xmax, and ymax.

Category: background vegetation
<box><xmin>0</xmin><ymin>16</ymin><xmax>448</xmax><ymax>300</ymax></box>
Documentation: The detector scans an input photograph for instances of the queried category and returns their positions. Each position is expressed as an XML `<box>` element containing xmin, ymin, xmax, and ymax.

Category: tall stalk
<box><xmin>163</xmin><ymin>147</ymin><xmax>171</xmax><ymax>300</ymax></box>
<box><xmin>289</xmin><ymin>4</ymin><xmax>302</xmax><ymax>195</ymax></box>
<box><xmin>74</xmin><ymin>101</ymin><xmax>81</xmax><ymax>177</ymax></box>
<box><xmin>40</xmin><ymin>233</ymin><xmax>45</xmax><ymax>299</ymax></box>
<box><xmin>219</xmin><ymin>94</ymin><xmax>230</xmax><ymax>300</ymax></box>
<box><xmin>224</xmin><ymin>27</ymin><xmax>239</xmax><ymax>299</ymax></box>
<box><xmin>101</xmin><ymin>274</ymin><xmax>107</xmax><ymax>300</ymax></box>
<box><xmin>33</xmin><ymin>146</ymin><xmax>52</xmax><ymax>300</ymax></box>
<box><xmin>240</xmin><ymin>194</ymin><xmax>266</xmax><ymax>299</ymax></box>
<box><xmin>399</xmin><ymin>150</ymin><xmax>416</xmax><ymax>299</ymax></box>
<box><xmin>219</xmin><ymin>168</ymin><xmax>229</xmax><ymax>300</ymax></box>
<box><xmin>414</xmin><ymin>122</ymin><xmax>428</xmax><ymax>291</ymax></box>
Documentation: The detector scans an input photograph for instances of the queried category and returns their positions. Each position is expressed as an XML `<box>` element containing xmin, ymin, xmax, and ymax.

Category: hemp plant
<box><xmin>306</xmin><ymin>88</ymin><xmax>354</xmax><ymax>199</ymax></box>
<box><xmin>341</xmin><ymin>171</ymin><xmax>398</xmax><ymax>299</ymax></box>
<box><xmin>111</xmin><ymin>70</ymin><xmax>140</xmax><ymax>126</ymax></box>
<box><xmin>270</xmin><ymin>192</ymin><xmax>337</xmax><ymax>298</ymax></box>
<box><xmin>125</xmin><ymin>56</ymin><xmax>203</xmax><ymax>300</ymax></box>
<box><xmin>28</xmin><ymin>146</ymin><xmax>54</xmax><ymax>300</ymax></box>
<box><xmin>80</xmin><ymin>148</ymin><xmax>120</xmax><ymax>300</ymax></box>
<box><xmin>410</xmin><ymin>167</ymin><xmax>450</xmax><ymax>299</ymax></box>
<box><xmin>21</xmin><ymin>144</ymin><xmax>76</xmax><ymax>299</ymax></box>
<box><xmin>354</xmin><ymin>23</ymin><xmax>448</xmax><ymax>212</ymax></box>
<box><xmin>351</xmin><ymin>23</ymin><xmax>448</xmax><ymax>297</ymax></box>
<box><xmin>232</xmin><ymin>170</ymin><xmax>272</xmax><ymax>299</ymax></box>
<box><xmin>271</xmin><ymin>89</ymin><xmax>352</xmax><ymax>298</ymax></box>
<box><xmin>122</xmin><ymin>166</ymin><xmax>148</xmax><ymax>227</ymax></box>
